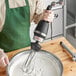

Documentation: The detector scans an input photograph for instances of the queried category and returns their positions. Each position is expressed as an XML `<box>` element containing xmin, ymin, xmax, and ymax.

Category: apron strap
<box><xmin>5</xmin><ymin>0</ymin><xmax>9</xmax><ymax>8</ymax></box>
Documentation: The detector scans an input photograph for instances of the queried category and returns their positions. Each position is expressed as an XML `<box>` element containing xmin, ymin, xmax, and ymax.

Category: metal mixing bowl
<box><xmin>7</xmin><ymin>50</ymin><xmax>63</xmax><ymax>76</ymax></box>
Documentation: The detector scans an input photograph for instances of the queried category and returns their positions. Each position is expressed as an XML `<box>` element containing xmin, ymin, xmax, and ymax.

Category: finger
<box><xmin>0</xmin><ymin>57</ymin><xmax>7</xmax><ymax>67</ymax></box>
<box><xmin>45</xmin><ymin>10</ymin><xmax>52</xmax><ymax>13</ymax></box>
<box><xmin>2</xmin><ymin>57</ymin><xmax>7</xmax><ymax>66</ymax></box>
<box><xmin>4</xmin><ymin>56</ymin><xmax>9</xmax><ymax>65</ymax></box>
<box><xmin>44</xmin><ymin>11</ymin><xmax>54</xmax><ymax>18</ymax></box>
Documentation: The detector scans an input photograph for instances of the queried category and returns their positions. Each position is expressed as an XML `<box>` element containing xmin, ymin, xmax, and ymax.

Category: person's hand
<box><xmin>43</xmin><ymin>10</ymin><xmax>54</xmax><ymax>22</ymax></box>
<box><xmin>0</xmin><ymin>49</ymin><xmax>9</xmax><ymax>67</ymax></box>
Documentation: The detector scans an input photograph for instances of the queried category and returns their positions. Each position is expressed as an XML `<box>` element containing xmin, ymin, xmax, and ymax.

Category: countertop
<box><xmin>0</xmin><ymin>37</ymin><xmax>76</xmax><ymax>76</ymax></box>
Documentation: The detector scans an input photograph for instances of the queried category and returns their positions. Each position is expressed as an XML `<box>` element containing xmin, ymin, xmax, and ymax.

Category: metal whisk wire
<box><xmin>22</xmin><ymin>50</ymin><xmax>36</xmax><ymax>73</ymax></box>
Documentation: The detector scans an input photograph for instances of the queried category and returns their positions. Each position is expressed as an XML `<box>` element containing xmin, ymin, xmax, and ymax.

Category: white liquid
<box><xmin>8</xmin><ymin>51</ymin><xmax>61</xmax><ymax>76</ymax></box>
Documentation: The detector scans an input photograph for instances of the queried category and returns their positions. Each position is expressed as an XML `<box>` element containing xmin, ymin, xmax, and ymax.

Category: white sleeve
<box><xmin>35</xmin><ymin>0</ymin><xmax>46</xmax><ymax>14</ymax></box>
<box><xmin>0</xmin><ymin>0</ymin><xmax>6</xmax><ymax>32</ymax></box>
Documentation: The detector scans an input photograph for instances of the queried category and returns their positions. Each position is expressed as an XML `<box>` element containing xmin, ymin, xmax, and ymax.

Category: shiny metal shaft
<box><xmin>22</xmin><ymin>50</ymin><xmax>36</xmax><ymax>72</ymax></box>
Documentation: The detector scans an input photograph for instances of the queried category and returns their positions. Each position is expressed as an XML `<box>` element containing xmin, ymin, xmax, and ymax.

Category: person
<box><xmin>0</xmin><ymin>0</ymin><xmax>54</xmax><ymax>67</ymax></box>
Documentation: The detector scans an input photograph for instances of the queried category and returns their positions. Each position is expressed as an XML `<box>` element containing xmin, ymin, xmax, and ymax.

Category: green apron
<box><xmin>0</xmin><ymin>0</ymin><xmax>31</xmax><ymax>52</ymax></box>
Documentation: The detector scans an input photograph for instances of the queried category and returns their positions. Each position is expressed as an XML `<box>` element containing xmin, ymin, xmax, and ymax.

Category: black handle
<box><xmin>46</xmin><ymin>2</ymin><xmax>55</xmax><ymax>10</ymax></box>
<box><xmin>47</xmin><ymin>0</ymin><xmax>64</xmax><ymax>10</ymax></box>
<box><xmin>34</xmin><ymin>2</ymin><xmax>55</xmax><ymax>42</ymax></box>
<box><xmin>31</xmin><ymin>41</ymin><xmax>41</xmax><ymax>51</ymax></box>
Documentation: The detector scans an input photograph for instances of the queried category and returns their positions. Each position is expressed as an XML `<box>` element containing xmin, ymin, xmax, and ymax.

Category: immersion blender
<box><xmin>22</xmin><ymin>2</ymin><xmax>55</xmax><ymax>73</ymax></box>
<box><xmin>22</xmin><ymin>0</ymin><xmax>64</xmax><ymax>73</ymax></box>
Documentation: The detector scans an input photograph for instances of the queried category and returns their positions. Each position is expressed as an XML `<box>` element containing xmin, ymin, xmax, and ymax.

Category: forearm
<box><xmin>31</xmin><ymin>0</ymin><xmax>46</xmax><ymax>24</ymax></box>
<box><xmin>33</xmin><ymin>13</ymin><xmax>43</xmax><ymax>24</ymax></box>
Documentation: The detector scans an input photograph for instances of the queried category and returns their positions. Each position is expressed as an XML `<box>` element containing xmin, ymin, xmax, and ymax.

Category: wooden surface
<box><xmin>0</xmin><ymin>37</ymin><xmax>76</xmax><ymax>76</ymax></box>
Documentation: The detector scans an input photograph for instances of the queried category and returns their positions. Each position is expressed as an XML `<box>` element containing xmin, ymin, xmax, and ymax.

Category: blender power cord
<box><xmin>50</xmin><ymin>22</ymin><xmax>53</xmax><ymax>40</ymax></box>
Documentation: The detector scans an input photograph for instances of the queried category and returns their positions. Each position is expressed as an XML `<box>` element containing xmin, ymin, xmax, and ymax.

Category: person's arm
<box><xmin>0</xmin><ymin>0</ymin><xmax>6</xmax><ymax>32</ymax></box>
<box><xmin>32</xmin><ymin>0</ymin><xmax>45</xmax><ymax>24</ymax></box>
<box><xmin>0</xmin><ymin>49</ymin><xmax>9</xmax><ymax>67</ymax></box>
<box><xmin>0</xmin><ymin>0</ymin><xmax>9</xmax><ymax>67</ymax></box>
<box><xmin>32</xmin><ymin>0</ymin><xmax>54</xmax><ymax>24</ymax></box>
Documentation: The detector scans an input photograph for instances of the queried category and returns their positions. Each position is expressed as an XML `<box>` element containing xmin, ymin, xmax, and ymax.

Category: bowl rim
<box><xmin>6</xmin><ymin>49</ymin><xmax>63</xmax><ymax>76</ymax></box>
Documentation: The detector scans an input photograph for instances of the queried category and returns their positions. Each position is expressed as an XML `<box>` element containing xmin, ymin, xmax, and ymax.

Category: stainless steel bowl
<box><xmin>7</xmin><ymin>50</ymin><xmax>63</xmax><ymax>76</ymax></box>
